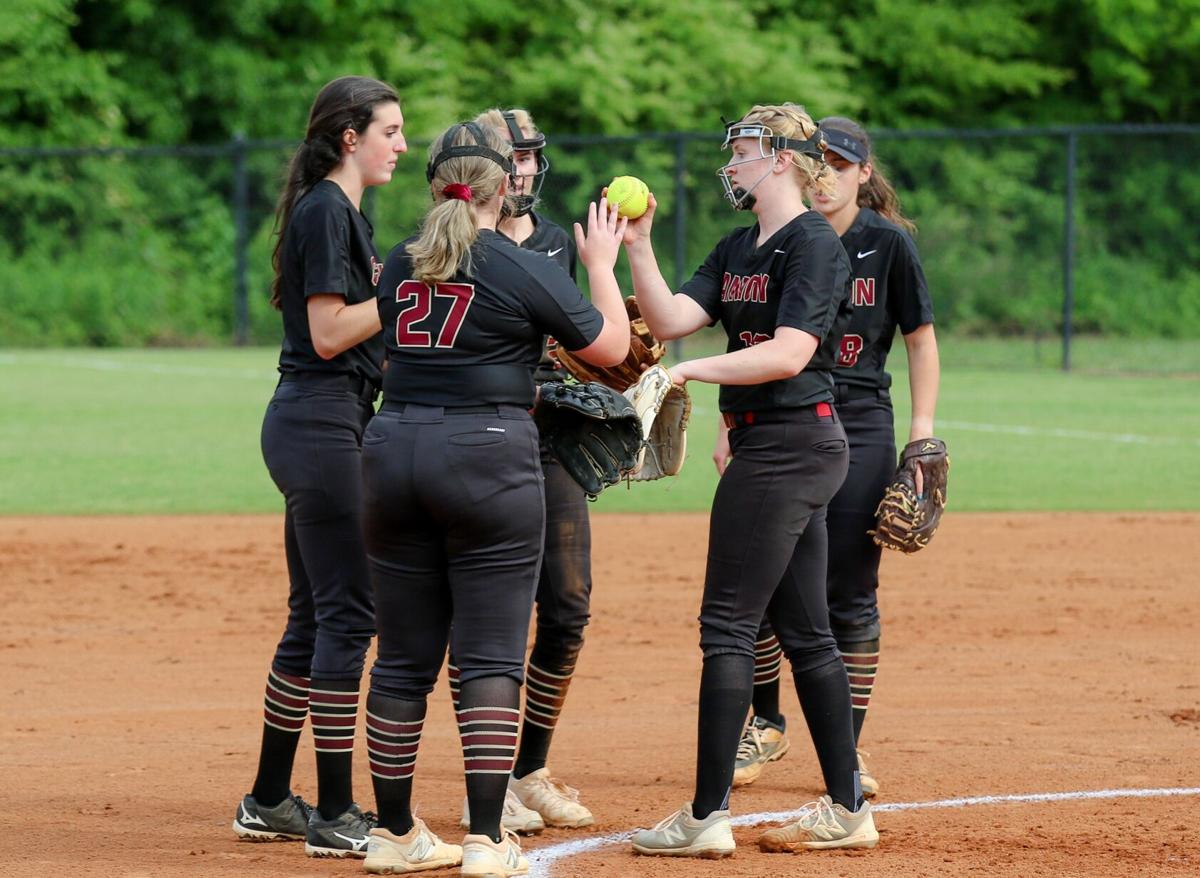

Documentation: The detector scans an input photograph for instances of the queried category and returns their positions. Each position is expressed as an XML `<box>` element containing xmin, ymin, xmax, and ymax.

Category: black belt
<box><xmin>722</xmin><ymin>402</ymin><xmax>837</xmax><ymax>429</ymax></box>
<box><xmin>279</xmin><ymin>371</ymin><xmax>378</xmax><ymax>405</ymax></box>
<box><xmin>380</xmin><ymin>401</ymin><xmax>502</xmax><ymax>415</ymax></box>
<box><xmin>833</xmin><ymin>384</ymin><xmax>888</xmax><ymax>405</ymax></box>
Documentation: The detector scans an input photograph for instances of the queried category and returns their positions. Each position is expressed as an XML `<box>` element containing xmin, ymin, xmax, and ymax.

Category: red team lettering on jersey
<box><xmin>837</xmin><ymin>276</ymin><xmax>875</xmax><ymax>367</ymax></box>
<box><xmin>852</xmin><ymin>277</ymin><xmax>875</xmax><ymax>307</ymax></box>
<box><xmin>722</xmin><ymin>272</ymin><xmax>770</xmax><ymax>303</ymax></box>
<box><xmin>394</xmin><ymin>280</ymin><xmax>477</xmax><ymax>348</ymax></box>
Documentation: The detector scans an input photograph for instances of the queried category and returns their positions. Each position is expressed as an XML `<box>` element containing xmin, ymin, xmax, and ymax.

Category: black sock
<box><xmin>365</xmin><ymin>691</ymin><xmax>425</xmax><ymax>836</ymax></box>
<box><xmin>251</xmin><ymin>669</ymin><xmax>310</xmax><ymax>806</ymax></box>
<box><xmin>792</xmin><ymin>659</ymin><xmax>861</xmax><ymax>810</ymax></box>
<box><xmin>692</xmin><ymin>653</ymin><xmax>754</xmax><ymax>820</ymax></box>
<box><xmin>512</xmin><ymin>641</ymin><xmax>580</xmax><ymax>780</ymax></box>
<box><xmin>457</xmin><ymin>675</ymin><xmax>520</xmax><ymax>843</ymax></box>
<box><xmin>310</xmin><ymin>677</ymin><xmax>361</xmax><ymax>820</ymax></box>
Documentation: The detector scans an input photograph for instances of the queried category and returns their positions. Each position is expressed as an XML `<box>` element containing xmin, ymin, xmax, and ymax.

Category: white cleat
<box><xmin>508</xmin><ymin>768</ymin><xmax>594</xmax><ymax>828</ymax></box>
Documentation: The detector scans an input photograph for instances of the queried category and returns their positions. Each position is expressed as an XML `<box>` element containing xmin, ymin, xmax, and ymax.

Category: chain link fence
<box><xmin>2</xmin><ymin>125</ymin><xmax>1197</xmax><ymax>372</ymax></box>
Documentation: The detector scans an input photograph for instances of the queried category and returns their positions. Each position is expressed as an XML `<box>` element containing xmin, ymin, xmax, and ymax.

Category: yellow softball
<box><xmin>606</xmin><ymin>175</ymin><xmax>650</xmax><ymax>220</ymax></box>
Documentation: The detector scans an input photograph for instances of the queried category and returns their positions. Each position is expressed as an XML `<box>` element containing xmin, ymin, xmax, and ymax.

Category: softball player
<box><xmin>623</xmin><ymin>104</ymin><xmax>877</xmax><ymax>858</ymax></box>
<box><xmin>231</xmin><ymin>76</ymin><xmax>405</xmax><ymax>858</ymax></box>
<box><xmin>358</xmin><ymin>121</ymin><xmax>630</xmax><ymax>877</ymax></box>
<box><xmin>730</xmin><ymin>116</ymin><xmax>940</xmax><ymax>798</ymax></box>
<box><xmin>446</xmin><ymin>107</ymin><xmax>595</xmax><ymax>835</ymax></box>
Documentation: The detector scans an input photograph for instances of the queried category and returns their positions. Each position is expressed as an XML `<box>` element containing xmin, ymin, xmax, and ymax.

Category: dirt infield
<box><xmin>2</xmin><ymin>512</ymin><xmax>1198</xmax><ymax>877</ymax></box>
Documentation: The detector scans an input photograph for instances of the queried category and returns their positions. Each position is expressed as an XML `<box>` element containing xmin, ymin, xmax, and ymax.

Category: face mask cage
<box><xmin>717</xmin><ymin>122</ymin><xmax>776</xmax><ymax>210</ymax></box>
<box><xmin>716</xmin><ymin>117</ymin><xmax>828</xmax><ymax>210</ymax></box>
<box><xmin>502</xmin><ymin>111</ymin><xmax>549</xmax><ymax>217</ymax></box>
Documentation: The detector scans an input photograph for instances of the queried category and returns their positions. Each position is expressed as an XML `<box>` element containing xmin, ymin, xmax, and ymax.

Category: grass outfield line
<box><xmin>0</xmin><ymin>346</ymin><xmax>1197</xmax><ymax>515</ymax></box>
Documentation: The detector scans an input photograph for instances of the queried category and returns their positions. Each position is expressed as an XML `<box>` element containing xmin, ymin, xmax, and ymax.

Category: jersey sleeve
<box><xmin>524</xmin><ymin>265</ymin><xmax>604</xmax><ymax>352</ymax></box>
<box><xmin>678</xmin><ymin>236</ymin><xmax>728</xmax><ymax>322</ymax></box>
<box><xmin>295</xmin><ymin>200</ymin><xmax>353</xmax><ymax>298</ymax></box>
<box><xmin>888</xmin><ymin>231</ymin><xmax>934</xmax><ymax>334</ymax></box>
<box><xmin>776</xmin><ymin>229</ymin><xmax>851</xmax><ymax>340</ymax></box>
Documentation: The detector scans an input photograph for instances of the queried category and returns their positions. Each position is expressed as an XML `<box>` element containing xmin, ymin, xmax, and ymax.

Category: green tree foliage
<box><xmin>1</xmin><ymin>0</ymin><xmax>1197</xmax><ymax>345</ymax></box>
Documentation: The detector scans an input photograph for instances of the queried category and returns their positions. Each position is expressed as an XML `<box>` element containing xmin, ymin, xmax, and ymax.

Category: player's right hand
<box><xmin>619</xmin><ymin>192</ymin><xmax>657</xmax><ymax>246</ymax></box>
<box><xmin>573</xmin><ymin>196</ymin><xmax>628</xmax><ymax>271</ymax></box>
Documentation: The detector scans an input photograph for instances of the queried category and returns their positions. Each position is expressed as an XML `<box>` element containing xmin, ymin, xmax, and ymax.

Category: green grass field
<box><xmin>1</xmin><ymin>345</ymin><xmax>1196</xmax><ymax>515</ymax></box>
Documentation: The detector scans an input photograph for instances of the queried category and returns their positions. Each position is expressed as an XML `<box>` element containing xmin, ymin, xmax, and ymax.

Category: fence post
<box><xmin>671</xmin><ymin>133</ymin><xmax>687</xmax><ymax>361</ymax></box>
<box><xmin>1061</xmin><ymin>130</ymin><xmax>1077</xmax><ymax>372</ymax></box>
<box><xmin>232</xmin><ymin>132</ymin><xmax>250</xmax><ymax>346</ymax></box>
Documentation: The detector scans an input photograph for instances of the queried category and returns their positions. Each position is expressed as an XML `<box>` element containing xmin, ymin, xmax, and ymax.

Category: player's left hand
<box><xmin>667</xmin><ymin>362</ymin><xmax>689</xmax><ymax>386</ymax></box>
<box><xmin>573</xmin><ymin>197</ymin><xmax>628</xmax><ymax>271</ymax></box>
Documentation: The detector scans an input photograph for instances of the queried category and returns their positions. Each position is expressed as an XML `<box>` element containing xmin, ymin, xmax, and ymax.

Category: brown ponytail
<box><xmin>270</xmin><ymin>76</ymin><xmax>399</xmax><ymax>309</ymax></box>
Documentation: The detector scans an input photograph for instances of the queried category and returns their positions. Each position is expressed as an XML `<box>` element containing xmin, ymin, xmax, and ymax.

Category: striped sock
<box><xmin>751</xmin><ymin>633</ymin><xmax>784</xmax><ymax>725</ymax></box>
<box><xmin>251</xmin><ymin>669</ymin><xmax>310</xmax><ymax>806</ymax></box>
<box><xmin>457</xmin><ymin>676</ymin><xmax>520</xmax><ymax>842</ymax></box>
<box><xmin>512</xmin><ymin>659</ymin><xmax>575</xmax><ymax>778</ymax></box>
<box><xmin>366</xmin><ymin>693</ymin><xmax>425</xmax><ymax>835</ymax></box>
<box><xmin>840</xmin><ymin>640</ymin><xmax>880</xmax><ymax>742</ymax></box>
<box><xmin>310</xmin><ymin>679</ymin><xmax>361</xmax><ymax>820</ymax></box>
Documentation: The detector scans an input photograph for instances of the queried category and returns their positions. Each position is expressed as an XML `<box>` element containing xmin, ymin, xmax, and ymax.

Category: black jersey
<box><xmin>276</xmin><ymin>180</ymin><xmax>384</xmax><ymax>387</ymax></box>
<box><xmin>501</xmin><ymin>212</ymin><xmax>578</xmax><ymax>384</ymax></box>
<box><xmin>376</xmin><ymin>229</ymin><xmax>603</xmax><ymax>407</ymax></box>
<box><xmin>680</xmin><ymin>211</ymin><xmax>852</xmax><ymax>412</ymax></box>
<box><xmin>834</xmin><ymin>207</ymin><xmax>934</xmax><ymax>390</ymax></box>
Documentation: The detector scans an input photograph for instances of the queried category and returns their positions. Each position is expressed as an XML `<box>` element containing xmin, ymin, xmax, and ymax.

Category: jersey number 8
<box><xmin>394</xmin><ymin>280</ymin><xmax>476</xmax><ymax>348</ymax></box>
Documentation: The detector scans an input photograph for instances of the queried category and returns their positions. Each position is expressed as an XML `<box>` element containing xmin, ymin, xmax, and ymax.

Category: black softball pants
<box><xmin>826</xmin><ymin>390</ymin><xmax>896</xmax><ymax>642</ymax></box>
<box><xmin>699</xmin><ymin>406</ymin><xmax>849</xmax><ymax>668</ymax></box>
<box><xmin>260</xmin><ymin>376</ymin><xmax>376</xmax><ymax>681</ymax></box>
<box><xmin>362</xmin><ymin>403</ymin><xmax>546</xmax><ymax>699</ymax></box>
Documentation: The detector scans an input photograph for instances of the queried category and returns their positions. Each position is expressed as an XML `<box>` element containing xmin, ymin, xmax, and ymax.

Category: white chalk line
<box><xmin>525</xmin><ymin>785</ymin><xmax>1200</xmax><ymax>874</ymax></box>
<box><xmin>937</xmin><ymin>419</ymin><xmax>1200</xmax><ymax>448</ymax></box>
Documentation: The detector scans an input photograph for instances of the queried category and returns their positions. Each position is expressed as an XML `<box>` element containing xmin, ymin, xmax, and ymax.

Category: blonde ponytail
<box><xmin>409</xmin><ymin>125</ymin><xmax>512</xmax><ymax>284</ymax></box>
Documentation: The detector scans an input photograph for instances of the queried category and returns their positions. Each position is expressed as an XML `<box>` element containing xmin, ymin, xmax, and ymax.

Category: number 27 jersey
<box><xmin>376</xmin><ymin>229</ymin><xmax>603</xmax><ymax>407</ymax></box>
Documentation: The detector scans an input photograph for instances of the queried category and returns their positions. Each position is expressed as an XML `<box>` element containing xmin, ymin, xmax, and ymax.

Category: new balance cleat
<box><xmin>460</xmin><ymin>830</ymin><xmax>529</xmax><ymax>877</ymax></box>
<box><xmin>232</xmin><ymin>792</ymin><xmax>312</xmax><ymax>841</ymax></box>
<box><xmin>363</xmin><ymin>818</ymin><xmax>463</xmax><ymax>874</ymax></box>
<box><xmin>758</xmin><ymin>795</ymin><xmax>878</xmax><ymax>852</ymax></box>
<box><xmin>631</xmin><ymin>803</ymin><xmax>735</xmax><ymax>858</ymax></box>
<box><xmin>304</xmin><ymin>802</ymin><xmax>378</xmax><ymax>858</ymax></box>
<box><xmin>732</xmin><ymin>715</ymin><xmax>790</xmax><ymax>787</ymax></box>
<box><xmin>508</xmin><ymin>768</ymin><xmax>593</xmax><ymax>828</ymax></box>
<box><xmin>460</xmin><ymin>788</ymin><xmax>545</xmax><ymax>835</ymax></box>
<box><xmin>857</xmin><ymin>749</ymin><xmax>879</xmax><ymax>798</ymax></box>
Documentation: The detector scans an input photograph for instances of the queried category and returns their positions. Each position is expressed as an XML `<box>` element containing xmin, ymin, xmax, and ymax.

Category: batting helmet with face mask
<box><xmin>501</xmin><ymin>111</ymin><xmax>550</xmax><ymax>217</ymax></box>
<box><xmin>716</xmin><ymin>116</ymin><xmax>825</xmax><ymax>210</ymax></box>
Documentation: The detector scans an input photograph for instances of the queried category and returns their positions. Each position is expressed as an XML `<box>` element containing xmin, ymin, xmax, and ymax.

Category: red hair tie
<box><xmin>442</xmin><ymin>183</ymin><xmax>473</xmax><ymax>202</ymax></box>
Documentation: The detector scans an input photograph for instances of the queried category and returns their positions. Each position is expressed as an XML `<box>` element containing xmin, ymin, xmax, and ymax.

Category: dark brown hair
<box><xmin>270</xmin><ymin>76</ymin><xmax>400</xmax><ymax>309</ymax></box>
<box><xmin>819</xmin><ymin>116</ymin><xmax>915</xmax><ymax>234</ymax></box>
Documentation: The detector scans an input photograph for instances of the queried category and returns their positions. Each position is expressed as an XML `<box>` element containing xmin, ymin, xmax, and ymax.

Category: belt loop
<box><xmin>722</xmin><ymin>413</ymin><xmax>735</xmax><ymax>430</ymax></box>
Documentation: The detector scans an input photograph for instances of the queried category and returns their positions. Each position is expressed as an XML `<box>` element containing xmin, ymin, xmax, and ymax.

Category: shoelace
<box><xmin>796</xmin><ymin>798</ymin><xmax>839</xmax><ymax>832</ymax></box>
<box><xmin>291</xmin><ymin>795</ymin><xmax>315</xmax><ymax>821</ymax></box>
<box><xmin>649</xmin><ymin>805</ymin><xmax>690</xmax><ymax>831</ymax></box>
<box><xmin>540</xmin><ymin>776</ymin><xmax>581</xmax><ymax>802</ymax></box>
<box><xmin>735</xmin><ymin>725</ymin><xmax>766</xmax><ymax>760</ymax></box>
